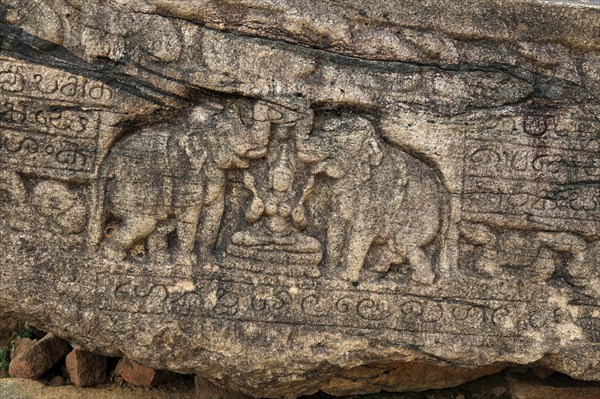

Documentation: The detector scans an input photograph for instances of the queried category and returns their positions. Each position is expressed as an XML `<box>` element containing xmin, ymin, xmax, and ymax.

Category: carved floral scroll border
<box><xmin>96</xmin><ymin>273</ymin><xmax>566</xmax><ymax>337</ymax></box>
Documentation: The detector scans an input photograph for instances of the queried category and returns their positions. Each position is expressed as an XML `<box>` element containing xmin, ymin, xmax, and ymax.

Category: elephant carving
<box><xmin>459</xmin><ymin>221</ymin><xmax>592</xmax><ymax>283</ymax></box>
<box><xmin>0</xmin><ymin>171</ymin><xmax>85</xmax><ymax>234</ymax></box>
<box><xmin>98</xmin><ymin>100</ymin><xmax>274</xmax><ymax>264</ymax></box>
<box><xmin>296</xmin><ymin>113</ymin><xmax>446</xmax><ymax>285</ymax></box>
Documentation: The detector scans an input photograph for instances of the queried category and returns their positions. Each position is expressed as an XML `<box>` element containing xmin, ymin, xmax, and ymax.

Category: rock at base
<box><xmin>65</xmin><ymin>349</ymin><xmax>107</xmax><ymax>387</ymax></box>
<box><xmin>8</xmin><ymin>333</ymin><xmax>71</xmax><ymax>379</ymax></box>
<box><xmin>317</xmin><ymin>361</ymin><xmax>504</xmax><ymax>396</ymax></box>
<box><xmin>10</xmin><ymin>338</ymin><xmax>34</xmax><ymax>361</ymax></box>
<box><xmin>195</xmin><ymin>376</ymin><xmax>249</xmax><ymax>399</ymax></box>
<box><xmin>115</xmin><ymin>358</ymin><xmax>170</xmax><ymax>387</ymax></box>
<box><xmin>508</xmin><ymin>377</ymin><xmax>600</xmax><ymax>399</ymax></box>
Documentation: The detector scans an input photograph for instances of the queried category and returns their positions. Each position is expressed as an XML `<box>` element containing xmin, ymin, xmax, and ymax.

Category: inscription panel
<box><xmin>0</xmin><ymin>128</ymin><xmax>97</xmax><ymax>174</ymax></box>
<box><xmin>462</xmin><ymin>111</ymin><xmax>600</xmax><ymax>229</ymax></box>
<box><xmin>0</xmin><ymin>98</ymin><xmax>100</xmax><ymax>138</ymax></box>
<box><xmin>0</xmin><ymin>58</ymin><xmax>114</xmax><ymax>106</ymax></box>
<box><xmin>0</xmin><ymin>57</ymin><xmax>142</xmax><ymax>181</ymax></box>
<box><xmin>96</xmin><ymin>272</ymin><xmax>561</xmax><ymax>338</ymax></box>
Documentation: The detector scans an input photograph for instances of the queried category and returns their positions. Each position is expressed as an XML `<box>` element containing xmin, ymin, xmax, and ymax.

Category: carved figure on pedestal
<box><xmin>98</xmin><ymin>100</ymin><xmax>273</xmax><ymax>265</ymax></box>
<box><xmin>296</xmin><ymin>113</ymin><xmax>446</xmax><ymax>285</ymax></box>
<box><xmin>226</xmin><ymin>108</ymin><xmax>323</xmax><ymax>276</ymax></box>
<box><xmin>227</xmin><ymin>144</ymin><xmax>322</xmax><ymax>270</ymax></box>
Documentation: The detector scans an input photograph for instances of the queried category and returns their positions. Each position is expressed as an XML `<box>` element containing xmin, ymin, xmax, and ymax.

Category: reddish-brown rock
<box><xmin>8</xmin><ymin>333</ymin><xmax>70</xmax><ymax>379</ymax></box>
<box><xmin>317</xmin><ymin>361</ymin><xmax>504</xmax><ymax>396</ymax></box>
<box><xmin>115</xmin><ymin>358</ymin><xmax>170</xmax><ymax>387</ymax></box>
<box><xmin>10</xmin><ymin>338</ymin><xmax>34</xmax><ymax>361</ymax></box>
<box><xmin>195</xmin><ymin>376</ymin><xmax>249</xmax><ymax>399</ymax></box>
<box><xmin>65</xmin><ymin>349</ymin><xmax>107</xmax><ymax>387</ymax></box>
<box><xmin>509</xmin><ymin>377</ymin><xmax>600</xmax><ymax>399</ymax></box>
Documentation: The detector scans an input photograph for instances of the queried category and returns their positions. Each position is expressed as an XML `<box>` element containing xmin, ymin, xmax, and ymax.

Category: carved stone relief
<box><xmin>1</xmin><ymin>1</ymin><xmax>600</xmax><ymax>397</ymax></box>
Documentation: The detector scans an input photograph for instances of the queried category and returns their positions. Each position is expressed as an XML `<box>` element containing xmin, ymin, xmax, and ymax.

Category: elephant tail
<box><xmin>428</xmin><ymin>168</ymin><xmax>453</xmax><ymax>274</ymax></box>
<box><xmin>88</xmin><ymin>159</ymin><xmax>112</xmax><ymax>252</ymax></box>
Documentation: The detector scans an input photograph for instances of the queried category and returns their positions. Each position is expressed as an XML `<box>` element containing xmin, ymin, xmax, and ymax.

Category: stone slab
<box><xmin>1</xmin><ymin>0</ymin><xmax>600</xmax><ymax>397</ymax></box>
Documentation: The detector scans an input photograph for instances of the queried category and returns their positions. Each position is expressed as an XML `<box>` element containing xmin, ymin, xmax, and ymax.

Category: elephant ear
<box><xmin>183</xmin><ymin>135</ymin><xmax>208</xmax><ymax>170</ymax></box>
<box><xmin>351</xmin><ymin>136</ymin><xmax>383</xmax><ymax>183</ymax></box>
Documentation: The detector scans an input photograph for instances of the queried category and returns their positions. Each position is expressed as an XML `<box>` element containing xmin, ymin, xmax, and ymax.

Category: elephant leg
<box><xmin>103</xmin><ymin>214</ymin><xmax>157</xmax><ymax>260</ymax></box>
<box><xmin>476</xmin><ymin>247</ymin><xmax>503</xmax><ymax>276</ymax></box>
<box><xmin>538</xmin><ymin>232</ymin><xmax>588</xmax><ymax>278</ymax></box>
<box><xmin>326</xmin><ymin>213</ymin><xmax>346</xmax><ymax>269</ymax></box>
<box><xmin>530</xmin><ymin>247</ymin><xmax>556</xmax><ymax>283</ymax></box>
<box><xmin>345</xmin><ymin>231</ymin><xmax>374</xmax><ymax>283</ymax></box>
<box><xmin>196</xmin><ymin>196</ymin><xmax>224</xmax><ymax>261</ymax></box>
<box><xmin>395</xmin><ymin>239</ymin><xmax>435</xmax><ymax>285</ymax></box>
<box><xmin>175</xmin><ymin>204</ymin><xmax>203</xmax><ymax>264</ymax></box>
<box><xmin>371</xmin><ymin>240</ymin><xmax>405</xmax><ymax>273</ymax></box>
<box><xmin>147</xmin><ymin>219</ymin><xmax>175</xmax><ymax>262</ymax></box>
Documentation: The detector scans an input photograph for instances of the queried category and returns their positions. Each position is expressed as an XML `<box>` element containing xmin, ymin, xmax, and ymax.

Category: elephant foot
<box><xmin>100</xmin><ymin>242</ymin><xmax>127</xmax><ymax>261</ymax></box>
<box><xmin>149</xmin><ymin>251</ymin><xmax>171</xmax><ymax>264</ymax></box>
<box><xmin>371</xmin><ymin>263</ymin><xmax>390</xmax><ymax>273</ymax></box>
<box><xmin>175</xmin><ymin>252</ymin><xmax>197</xmax><ymax>266</ymax></box>
<box><xmin>411</xmin><ymin>269</ymin><xmax>436</xmax><ymax>285</ymax></box>
<box><xmin>173</xmin><ymin>252</ymin><xmax>197</xmax><ymax>277</ymax></box>
<box><xmin>202</xmin><ymin>254</ymin><xmax>218</xmax><ymax>266</ymax></box>
<box><xmin>476</xmin><ymin>258</ymin><xmax>503</xmax><ymax>276</ymax></box>
<box><xmin>370</xmin><ymin>249</ymin><xmax>397</xmax><ymax>273</ymax></box>
<box><xmin>346</xmin><ymin>268</ymin><xmax>362</xmax><ymax>285</ymax></box>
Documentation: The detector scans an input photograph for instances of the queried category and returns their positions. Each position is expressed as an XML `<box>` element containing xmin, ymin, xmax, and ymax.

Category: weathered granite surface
<box><xmin>1</xmin><ymin>0</ymin><xmax>600</xmax><ymax>397</ymax></box>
